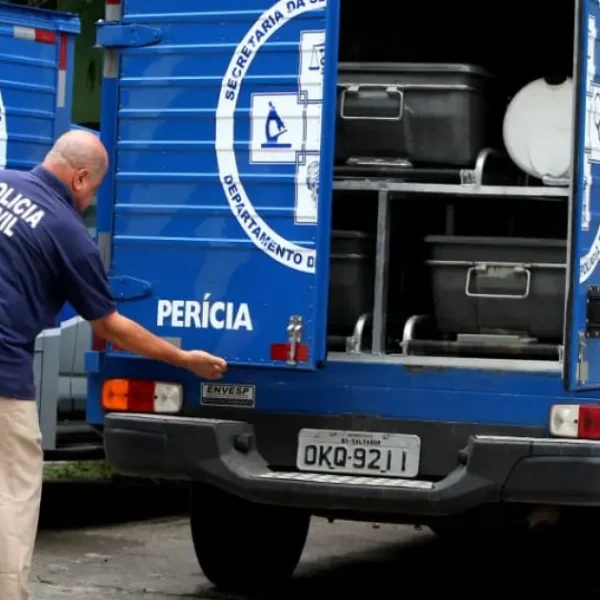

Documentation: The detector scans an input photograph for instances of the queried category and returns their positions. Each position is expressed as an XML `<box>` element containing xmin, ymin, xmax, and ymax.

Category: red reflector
<box><xmin>58</xmin><ymin>32</ymin><xmax>68</xmax><ymax>69</ymax></box>
<box><xmin>35</xmin><ymin>29</ymin><xmax>56</xmax><ymax>44</ymax></box>
<box><xmin>123</xmin><ymin>380</ymin><xmax>156</xmax><ymax>411</ymax></box>
<box><xmin>578</xmin><ymin>405</ymin><xmax>600</xmax><ymax>439</ymax></box>
<box><xmin>270</xmin><ymin>343</ymin><xmax>309</xmax><ymax>362</ymax></box>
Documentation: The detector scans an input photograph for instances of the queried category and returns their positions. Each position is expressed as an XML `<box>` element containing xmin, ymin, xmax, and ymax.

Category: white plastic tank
<box><xmin>502</xmin><ymin>76</ymin><xmax>573</xmax><ymax>181</ymax></box>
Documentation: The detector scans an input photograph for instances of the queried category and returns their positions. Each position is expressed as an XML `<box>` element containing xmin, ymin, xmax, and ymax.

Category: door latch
<box><xmin>577</xmin><ymin>331</ymin><xmax>589</xmax><ymax>384</ymax></box>
<box><xmin>286</xmin><ymin>315</ymin><xmax>303</xmax><ymax>365</ymax></box>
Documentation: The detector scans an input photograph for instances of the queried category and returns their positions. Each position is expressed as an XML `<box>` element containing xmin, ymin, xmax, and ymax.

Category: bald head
<box><xmin>44</xmin><ymin>130</ymin><xmax>107</xmax><ymax>177</ymax></box>
<box><xmin>42</xmin><ymin>130</ymin><xmax>108</xmax><ymax>213</ymax></box>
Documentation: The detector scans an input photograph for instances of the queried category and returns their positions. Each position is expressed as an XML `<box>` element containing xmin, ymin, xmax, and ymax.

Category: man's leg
<box><xmin>0</xmin><ymin>399</ymin><xmax>43</xmax><ymax>600</ymax></box>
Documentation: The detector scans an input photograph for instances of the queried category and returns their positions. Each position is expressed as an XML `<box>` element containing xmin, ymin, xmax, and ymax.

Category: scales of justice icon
<box><xmin>309</xmin><ymin>42</ymin><xmax>325</xmax><ymax>72</ymax></box>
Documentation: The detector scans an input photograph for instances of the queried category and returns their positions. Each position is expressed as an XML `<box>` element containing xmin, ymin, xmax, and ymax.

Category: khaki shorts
<box><xmin>0</xmin><ymin>399</ymin><xmax>43</xmax><ymax>600</ymax></box>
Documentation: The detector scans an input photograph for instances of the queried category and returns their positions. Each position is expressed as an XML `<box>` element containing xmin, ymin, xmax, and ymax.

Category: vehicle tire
<box><xmin>190</xmin><ymin>484</ymin><xmax>310</xmax><ymax>592</ymax></box>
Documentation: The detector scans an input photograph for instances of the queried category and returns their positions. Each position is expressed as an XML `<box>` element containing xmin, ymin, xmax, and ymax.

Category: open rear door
<box><xmin>96</xmin><ymin>0</ymin><xmax>338</xmax><ymax>369</ymax></box>
<box><xmin>565</xmin><ymin>0</ymin><xmax>600</xmax><ymax>389</ymax></box>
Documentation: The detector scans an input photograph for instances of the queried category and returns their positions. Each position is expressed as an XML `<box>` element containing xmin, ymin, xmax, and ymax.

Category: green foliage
<box><xmin>43</xmin><ymin>460</ymin><xmax>115</xmax><ymax>481</ymax></box>
<box><xmin>6</xmin><ymin>0</ymin><xmax>99</xmax><ymax>12</ymax></box>
<box><xmin>7</xmin><ymin>0</ymin><xmax>57</xmax><ymax>8</ymax></box>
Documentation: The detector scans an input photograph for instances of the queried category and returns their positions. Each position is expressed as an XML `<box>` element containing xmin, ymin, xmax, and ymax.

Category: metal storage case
<box><xmin>328</xmin><ymin>231</ymin><xmax>375</xmax><ymax>334</ymax></box>
<box><xmin>336</xmin><ymin>63</ymin><xmax>497</xmax><ymax>167</ymax></box>
<box><xmin>424</xmin><ymin>236</ymin><xmax>567</xmax><ymax>341</ymax></box>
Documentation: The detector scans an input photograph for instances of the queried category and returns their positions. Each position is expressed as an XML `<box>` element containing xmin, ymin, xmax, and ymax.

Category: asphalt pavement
<box><xmin>30</xmin><ymin>481</ymin><xmax>600</xmax><ymax>599</ymax></box>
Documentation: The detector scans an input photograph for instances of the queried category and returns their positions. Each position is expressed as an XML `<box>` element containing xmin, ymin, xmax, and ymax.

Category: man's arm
<box><xmin>91</xmin><ymin>312</ymin><xmax>227</xmax><ymax>379</ymax></box>
<box><xmin>57</xmin><ymin>234</ymin><xmax>226</xmax><ymax>380</ymax></box>
<box><xmin>91</xmin><ymin>312</ymin><xmax>188</xmax><ymax>367</ymax></box>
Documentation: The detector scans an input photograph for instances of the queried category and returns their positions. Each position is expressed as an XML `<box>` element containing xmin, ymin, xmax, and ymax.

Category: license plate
<box><xmin>296</xmin><ymin>429</ymin><xmax>420</xmax><ymax>478</ymax></box>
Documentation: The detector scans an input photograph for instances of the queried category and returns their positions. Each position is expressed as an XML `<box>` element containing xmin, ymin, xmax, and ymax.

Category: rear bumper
<box><xmin>104</xmin><ymin>413</ymin><xmax>600</xmax><ymax>516</ymax></box>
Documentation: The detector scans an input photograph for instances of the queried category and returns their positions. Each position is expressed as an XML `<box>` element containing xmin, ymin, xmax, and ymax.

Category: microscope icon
<box><xmin>261</xmin><ymin>101</ymin><xmax>292</xmax><ymax>149</ymax></box>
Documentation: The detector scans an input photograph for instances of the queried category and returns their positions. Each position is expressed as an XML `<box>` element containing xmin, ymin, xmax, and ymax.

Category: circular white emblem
<box><xmin>216</xmin><ymin>0</ymin><xmax>324</xmax><ymax>274</ymax></box>
<box><xmin>0</xmin><ymin>86</ymin><xmax>6</xmax><ymax>169</ymax></box>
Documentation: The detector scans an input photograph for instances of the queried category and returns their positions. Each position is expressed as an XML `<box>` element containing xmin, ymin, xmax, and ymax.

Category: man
<box><xmin>0</xmin><ymin>130</ymin><xmax>227</xmax><ymax>599</ymax></box>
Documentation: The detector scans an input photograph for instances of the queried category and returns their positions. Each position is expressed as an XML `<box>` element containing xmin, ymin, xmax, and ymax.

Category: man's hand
<box><xmin>181</xmin><ymin>350</ymin><xmax>227</xmax><ymax>380</ymax></box>
<box><xmin>91</xmin><ymin>312</ymin><xmax>228</xmax><ymax>379</ymax></box>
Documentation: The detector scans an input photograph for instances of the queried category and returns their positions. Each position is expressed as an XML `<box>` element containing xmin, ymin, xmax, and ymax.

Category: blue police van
<box><xmin>88</xmin><ymin>0</ymin><xmax>600</xmax><ymax>590</ymax></box>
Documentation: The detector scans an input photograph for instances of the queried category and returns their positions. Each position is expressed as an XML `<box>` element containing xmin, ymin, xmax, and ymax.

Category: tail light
<box><xmin>550</xmin><ymin>404</ymin><xmax>600</xmax><ymax>440</ymax></box>
<box><xmin>101</xmin><ymin>379</ymin><xmax>183</xmax><ymax>414</ymax></box>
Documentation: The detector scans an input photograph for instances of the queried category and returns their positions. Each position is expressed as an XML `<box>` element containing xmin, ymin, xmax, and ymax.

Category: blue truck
<box><xmin>87</xmin><ymin>0</ymin><xmax>600</xmax><ymax>590</ymax></box>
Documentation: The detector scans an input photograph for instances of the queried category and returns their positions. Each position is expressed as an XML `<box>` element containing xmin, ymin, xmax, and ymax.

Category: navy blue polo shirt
<box><xmin>0</xmin><ymin>165</ymin><xmax>116</xmax><ymax>400</ymax></box>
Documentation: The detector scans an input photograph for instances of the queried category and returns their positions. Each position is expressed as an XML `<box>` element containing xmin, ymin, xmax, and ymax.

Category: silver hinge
<box><xmin>286</xmin><ymin>315</ymin><xmax>303</xmax><ymax>365</ymax></box>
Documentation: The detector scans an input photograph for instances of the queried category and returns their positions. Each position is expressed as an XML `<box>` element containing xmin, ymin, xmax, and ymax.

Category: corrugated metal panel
<box><xmin>0</xmin><ymin>1</ymin><xmax>80</xmax><ymax>170</ymax></box>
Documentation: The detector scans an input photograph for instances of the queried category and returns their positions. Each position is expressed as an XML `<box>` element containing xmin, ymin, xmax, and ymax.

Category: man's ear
<box><xmin>72</xmin><ymin>168</ymin><xmax>90</xmax><ymax>191</ymax></box>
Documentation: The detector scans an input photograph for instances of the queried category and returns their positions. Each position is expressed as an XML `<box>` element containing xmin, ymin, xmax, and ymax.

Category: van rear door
<box><xmin>0</xmin><ymin>2</ymin><xmax>79</xmax><ymax>170</ymax></box>
<box><xmin>565</xmin><ymin>0</ymin><xmax>600</xmax><ymax>389</ymax></box>
<box><xmin>96</xmin><ymin>0</ymin><xmax>336</xmax><ymax>369</ymax></box>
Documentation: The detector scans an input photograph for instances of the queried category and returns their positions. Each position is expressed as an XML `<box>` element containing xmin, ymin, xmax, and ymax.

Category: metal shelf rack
<box><xmin>332</xmin><ymin>151</ymin><xmax>570</xmax><ymax>355</ymax></box>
